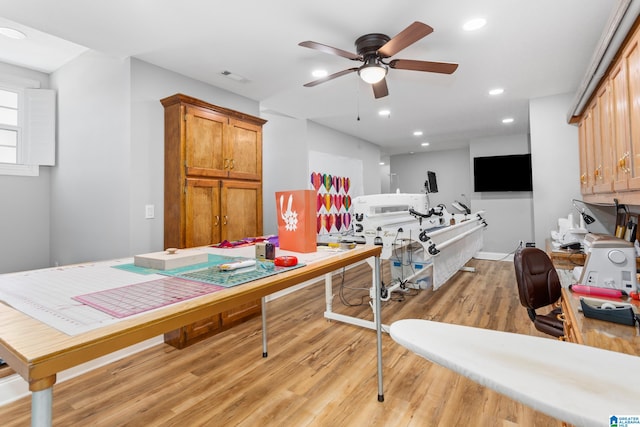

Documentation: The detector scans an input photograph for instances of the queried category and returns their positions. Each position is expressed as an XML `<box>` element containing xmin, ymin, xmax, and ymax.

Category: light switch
<box><xmin>145</xmin><ymin>204</ymin><xmax>155</xmax><ymax>219</ymax></box>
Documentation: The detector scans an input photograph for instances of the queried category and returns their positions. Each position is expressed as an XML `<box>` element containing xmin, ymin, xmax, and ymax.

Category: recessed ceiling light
<box><xmin>502</xmin><ymin>117</ymin><xmax>514</xmax><ymax>124</ymax></box>
<box><xmin>413</xmin><ymin>131</ymin><xmax>423</xmax><ymax>136</ymax></box>
<box><xmin>463</xmin><ymin>18</ymin><xmax>487</xmax><ymax>32</ymax></box>
<box><xmin>379</xmin><ymin>161</ymin><xmax>385</xmax><ymax>165</ymax></box>
<box><xmin>421</xmin><ymin>142</ymin><xmax>430</xmax><ymax>147</ymax></box>
<box><xmin>312</xmin><ymin>69</ymin><xmax>328</xmax><ymax>78</ymax></box>
<box><xmin>0</xmin><ymin>27</ymin><xmax>26</xmax><ymax>39</ymax></box>
<box><xmin>378</xmin><ymin>109</ymin><xmax>390</xmax><ymax>117</ymax></box>
<box><xmin>489</xmin><ymin>88</ymin><xmax>504</xmax><ymax>96</ymax></box>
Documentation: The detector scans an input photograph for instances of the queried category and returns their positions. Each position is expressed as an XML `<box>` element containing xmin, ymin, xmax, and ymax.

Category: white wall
<box><xmin>261</xmin><ymin>117</ymin><xmax>383</xmax><ymax>235</ymax></box>
<box><xmin>470</xmin><ymin>133</ymin><xmax>534</xmax><ymax>254</ymax></box>
<box><xmin>307</xmin><ymin>121</ymin><xmax>382</xmax><ymax>196</ymax></box>
<box><xmin>380</xmin><ymin>163</ymin><xmax>391</xmax><ymax>193</ymax></box>
<box><xmin>46</xmin><ymin>53</ymin><xmax>263</xmax><ymax>267</ymax></box>
<box><xmin>0</xmin><ymin>63</ymin><xmax>52</xmax><ymax>273</ymax></box>
<box><xmin>49</xmin><ymin>51</ymin><xmax>132</xmax><ymax>266</ymax></box>
<box><xmin>1</xmin><ymin>52</ymin><xmax>383</xmax><ymax>270</ymax></box>
<box><xmin>261</xmin><ymin>112</ymin><xmax>309</xmax><ymax>235</ymax></box>
<box><xmin>390</xmin><ymin>148</ymin><xmax>472</xmax><ymax>210</ymax></box>
<box><xmin>529</xmin><ymin>93</ymin><xmax>583</xmax><ymax>248</ymax></box>
<box><xmin>128</xmin><ymin>58</ymin><xmax>259</xmax><ymax>255</ymax></box>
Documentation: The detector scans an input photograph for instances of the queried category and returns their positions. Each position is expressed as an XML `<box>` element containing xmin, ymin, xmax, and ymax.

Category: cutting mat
<box><xmin>175</xmin><ymin>261</ymin><xmax>303</xmax><ymax>287</ymax></box>
<box><xmin>73</xmin><ymin>277</ymin><xmax>225</xmax><ymax>318</ymax></box>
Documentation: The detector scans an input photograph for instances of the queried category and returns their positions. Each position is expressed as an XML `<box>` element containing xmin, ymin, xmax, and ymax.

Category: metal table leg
<box><xmin>31</xmin><ymin>387</ymin><xmax>53</xmax><ymax>427</ymax></box>
<box><xmin>261</xmin><ymin>296</ymin><xmax>268</xmax><ymax>357</ymax></box>
<box><xmin>373</xmin><ymin>255</ymin><xmax>384</xmax><ymax>402</ymax></box>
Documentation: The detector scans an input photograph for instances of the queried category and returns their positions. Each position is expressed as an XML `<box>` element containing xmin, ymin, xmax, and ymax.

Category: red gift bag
<box><xmin>276</xmin><ymin>189</ymin><xmax>317</xmax><ymax>253</ymax></box>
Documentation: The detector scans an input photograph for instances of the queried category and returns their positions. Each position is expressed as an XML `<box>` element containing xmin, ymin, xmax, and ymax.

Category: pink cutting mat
<box><xmin>73</xmin><ymin>277</ymin><xmax>225</xmax><ymax>318</ymax></box>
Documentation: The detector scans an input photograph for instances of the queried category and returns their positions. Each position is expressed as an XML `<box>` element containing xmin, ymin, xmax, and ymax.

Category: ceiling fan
<box><xmin>299</xmin><ymin>21</ymin><xmax>458</xmax><ymax>99</ymax></box>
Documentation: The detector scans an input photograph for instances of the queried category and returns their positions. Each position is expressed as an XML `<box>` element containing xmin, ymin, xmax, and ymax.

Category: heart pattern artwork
<box><xmin>310</xmin><ymin>171</ymin><xmax>353</xmax><ymax>234</ymax></box>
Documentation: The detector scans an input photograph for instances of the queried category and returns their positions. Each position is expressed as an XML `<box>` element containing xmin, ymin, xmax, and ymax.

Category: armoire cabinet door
<box><xmin>226</xmin><ymin>118</ymin><xmax>262</xmax><ymax>181</ymax></box>
<box><xmin>184</xmin><ymin>106</ymin><xmax>228</xmax><ymax>178</ymax></box>
<box><xmin>185</xmin><ymin>178</ymin><xmax>221</xmax><ymax>248</ymax></box>
<box><xmin>221</xmin><ymin>180</ymin><xmax>262</xmax><ymax>242</ymax></box>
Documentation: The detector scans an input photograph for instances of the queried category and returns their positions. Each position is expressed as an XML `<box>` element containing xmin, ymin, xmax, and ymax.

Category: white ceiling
<box><xmin>0</xmin><ymin>0</ymin><xmax>620</xmax><ymax>158</ymax></box>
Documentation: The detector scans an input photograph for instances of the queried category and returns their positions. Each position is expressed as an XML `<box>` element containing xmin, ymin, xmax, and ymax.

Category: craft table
<box><xmin>0</xmin><ymin>244</ymin><xmax>383</xmax><ymax>426</ymax></box>
<box><xmin>390</xmin><ymin>319</ymin><xmax>640</xmax><ymax>427</ymax></box>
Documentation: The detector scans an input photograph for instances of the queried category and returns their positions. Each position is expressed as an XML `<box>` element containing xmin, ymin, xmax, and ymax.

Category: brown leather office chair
<box><xmin>514</xmin><ymin>247</ymin><xmax>565</xmax><ymax>338</ymax></box>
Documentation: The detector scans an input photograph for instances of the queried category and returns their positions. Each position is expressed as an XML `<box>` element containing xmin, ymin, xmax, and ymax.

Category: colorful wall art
<box><xmin>308</xmin><ymin>151</ymin><xmax>363</xmax><ymax>236</ymax></box>
<box><xmin>310</xmin><ymin>172</ymin><xmax>353</xmax><ymax>234</ymax></box>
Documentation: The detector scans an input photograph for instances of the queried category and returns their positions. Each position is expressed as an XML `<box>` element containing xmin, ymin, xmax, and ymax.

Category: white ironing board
<box><xmin>389</xmin><ymin>319</ymin><xmax>640</xmax><ymax>427</ymax></box>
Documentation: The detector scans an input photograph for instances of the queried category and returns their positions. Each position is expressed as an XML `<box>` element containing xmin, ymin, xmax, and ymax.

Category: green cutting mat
<box><xmin>113</xmin><ymin>254</ymin><xmax>304</xmax><ymax>287</ymax></box>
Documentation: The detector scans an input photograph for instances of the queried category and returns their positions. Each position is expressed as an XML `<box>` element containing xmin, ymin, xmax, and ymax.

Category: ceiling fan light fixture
<box><xmin>358</xmin><ymin>58</ymin><xmax>387</xmax><ymax>84</ymax></box>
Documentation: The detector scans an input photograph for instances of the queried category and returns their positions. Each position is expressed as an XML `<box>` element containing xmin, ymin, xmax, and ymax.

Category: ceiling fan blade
<box><xmin>298</xmin><ymin>41</ymin><xmax>361</xmax><ymax>61</ymax></box>
<box><xmin>389</xmin><ymin>59</ymin><xmax>459</xmax><ymax>74</ymax></box>
<box><xmin>303</xmin><ymin>68</ymin><xmax>359</xmax><ymax>87</ymax></box>
<box><xmin>377</xmin><ymin>22</ymin><xmax>434</xmax><ymax>58</ymax></box>
<box><xmin>372</xmin><ymin>78</ymin><xmax>389</xmax><ymax>99</ymax></box>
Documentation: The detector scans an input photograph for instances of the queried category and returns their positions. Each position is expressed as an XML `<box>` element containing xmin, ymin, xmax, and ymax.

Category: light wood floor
<box><xmin>0</xmin><ymin>258</ymin><xmax>559</xmax><ymax>426</ymax></box>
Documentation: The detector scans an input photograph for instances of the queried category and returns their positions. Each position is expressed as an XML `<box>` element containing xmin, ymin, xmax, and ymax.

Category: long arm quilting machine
<box><xmin>321</xmin><ymin>192</ymin><xmax>486</xmax><ymax>332</ymax></box>
<box><xmin>351</xmin><ymin>193</ymin><xmax>487</xmax><ymax>291</ymax></box>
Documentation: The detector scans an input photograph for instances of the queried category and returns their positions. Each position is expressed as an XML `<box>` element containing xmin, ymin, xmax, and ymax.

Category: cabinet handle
<box><xmin>557</xmin><ymin>313</ymin><xmax>565</xmax><ymax>322</ymax></box>
<box><xmin>224</xmin><ymin>158</ymin><xmax>230</xmax><ymax>170</ymax></box>
<box><xmin>223</xmin><ymin>215</ymin><xmax>228</xmax><ymax>225</ymax></box>
<box><xmin>618</xmin><ymin>152</ymin><xmax>631</xmax><ymax>174</ymax></box>
<box><xmin>229</xmin><ymin>159</ymin><xmax>234</xmax><ymax>170</ymax></box>
<box><xmin>214</xmin><ymin>215</ymin><xmax>219</xmax><ymax>226</ymax></box>
<box><xmin>594</xmin><ymin>166</ymin><xmax>603</xmax><ymax>180</ymax></box>
<box><xmin>580</xmin><ymin>173</ymin><xmax>587</xmax><ymax>184</ymax></box>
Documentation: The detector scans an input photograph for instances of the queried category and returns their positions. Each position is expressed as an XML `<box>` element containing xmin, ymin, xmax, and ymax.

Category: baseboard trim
<box><xmin>475</xmin><ymin>251</ymin><xmax>513</xmax><ymax>262</ymax></box>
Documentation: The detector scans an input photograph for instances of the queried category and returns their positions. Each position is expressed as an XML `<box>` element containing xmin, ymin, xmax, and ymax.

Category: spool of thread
<box><xmin>569</xmin><ymin>284</ymin><xmax>623</xmax><ymax>299</ymax></box>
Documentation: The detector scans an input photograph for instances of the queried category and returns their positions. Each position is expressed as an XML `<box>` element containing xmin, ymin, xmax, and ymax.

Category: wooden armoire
<box><xmin>160</xmin><ymin>93</ymin><xmax>267</xmax><ymax>348</ymax></box>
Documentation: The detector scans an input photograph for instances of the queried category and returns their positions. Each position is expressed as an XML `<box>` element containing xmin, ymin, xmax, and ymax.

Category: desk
<box><xmin>546</xmin><ymin>238</ymin><xmax>640</xmax><ymax>271</ymax></box>
<box><xmin>545</xmin><ymin>238</ymin><xmax>586</xmax><ymax>269</ymax></box>
<box><xmin>561</xmin><ymin>287</ymin><xmax>640</xmax><ymax>356</ymax></box>
<box><xmin>0</xmin><ymin>245</ymin><xmax>382</xmax><ymax>426</ymax></box>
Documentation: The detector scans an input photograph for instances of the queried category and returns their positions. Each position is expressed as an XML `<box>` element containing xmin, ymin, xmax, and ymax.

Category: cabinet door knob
<box><xmin>224</xmin><ymin>158</ymin><xmax>230</xmax><ymax>170</ymax></box>
<box><xmin>619</xmin><ymin>152</ymin><xmax>631</xmax><ymax>173</ymax></box>
<box><xmin>594</xmin><ymin>166</ymin><xmax>602</xmax><ymax>180</ymax></box>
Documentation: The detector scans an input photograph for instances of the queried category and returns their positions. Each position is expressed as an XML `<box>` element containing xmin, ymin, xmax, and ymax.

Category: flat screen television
<box><xmin>425</xmin><ymin>171</ymin><xmax>438</xmax><ymax>193</ymax></box>
<box><xmin>473</xmin><ymin>153</ymin><xmax>533</xmax><ymax>192</ymax></box>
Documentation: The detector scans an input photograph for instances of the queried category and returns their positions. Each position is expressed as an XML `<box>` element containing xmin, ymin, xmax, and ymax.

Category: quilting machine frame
<box><xmin>323</xmin><ymin>193</ymin><xmax>487</xmax><ymax>331</ymax></box>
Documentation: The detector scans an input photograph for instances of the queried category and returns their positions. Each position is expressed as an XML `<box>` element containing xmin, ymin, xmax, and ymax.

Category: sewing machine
<box><xmin>351</xmin><ymin>193</ymin><xmax>486</xmax><ymax>291</ymax></box>
<box><xmin>573</xmin><ymin>233</ymin><xmax>637</xmax><ymax>294</ymax></box>
<box><xmin>550</xmin><ymin>213</ymin><xmax>588</xmax><ymax>248</ymax></box>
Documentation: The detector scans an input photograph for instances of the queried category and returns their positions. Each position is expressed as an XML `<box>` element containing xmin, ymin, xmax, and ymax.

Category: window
<box><xmin>0</xmin><ymin>84</ymin><xmax>55</xmax><ymax>176</ymax></box>
<box><xmin>0</xmin><ymin>88</ymin><xmax>19</xmax><ymax>164</ymax></box>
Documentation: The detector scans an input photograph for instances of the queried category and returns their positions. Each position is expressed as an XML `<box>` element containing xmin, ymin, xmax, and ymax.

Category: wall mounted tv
<box><xmin>473</xmin><ymin>153</ymin><xmax>533</xmax><ymax>192</ymax></box>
